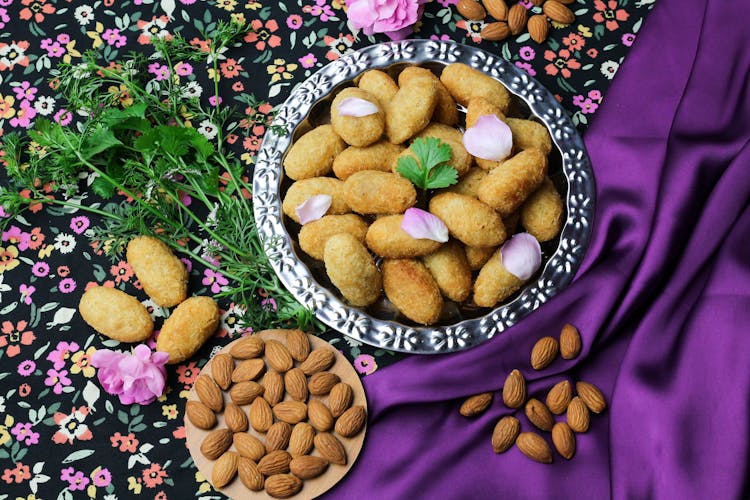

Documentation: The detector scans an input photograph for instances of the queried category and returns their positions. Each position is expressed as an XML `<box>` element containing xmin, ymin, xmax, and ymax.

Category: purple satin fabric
<box><xmin>328</xmin><ymin>0</ymin><xmax>750</xmax><ymax>498</ymax></box>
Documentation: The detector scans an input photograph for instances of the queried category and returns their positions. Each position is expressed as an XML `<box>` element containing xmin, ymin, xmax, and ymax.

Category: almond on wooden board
<box><xmin>566</xmin><ymin>396</ymin><xmax>590</xmax><ymax>433</ymax></box>
<box><xmin>185</xmin><ymin>401</ymin><xmax>216</xmax><ymax>430</ymax></box>
<box><xmin>480</xmin><ymin>21</ymin><xmax>510</xmax><ymax>42</ymax></box>
<box><xmin>288</xmin><ymin>422</ymin><xmax>315</xmax><ymax>457</ymax></box>
<box><xmin>314</xmin><ymin>432</ymin><xmax>347</xmax><ymax>465</ymax></box>
<box><xmin>308</xmin><ymin>371</ymin><xmax>341</xmax><ymax>396</ymax></box>
<box><xmin>335</xmin><ymin>405</ymin><xmax>367</xmax><ymax>438</ymax></box>
<box><xmin>491</xmin><ymin>415</ymin><xmax>520</xmax><ymax>454</ymax></box>
<box><xmin>284</xmin><ymin>367</ymin><xmax>309</xmax><ymax>402</ymax></box>
<box><xmin>265</xmin><ymin>421</ymin><xmax>293</xmax><ymax>453</ymax></box>
<box><xmin>329</xmin><ymin>382</ymin><xmax>354</xmax><ymax>418</ymax></box>
<box><xmin>258</xmin><ymin>450</ymin><xmax>292</xmax><ymax>476</ymax></box>
<box><xmin>231</xmin><ymin>358</ymin><xmax>266</xmax><ymax>383</ymax></box>
<box><xmin>457</xmin><ymin>0</ymin><xmax>486</xmax><ymax>20</ymax></box>
<box><xmin>525</xmin><ymin>398</ymin><xmax>554</xmax><ymax>432</ymax></box>
<box><xmin>307</xmin><ymin>399</ymin><xmax>334</xmax><ymax>432</ymax></box>
<box><xmin>507</xmin><ymin>3</ymin><xmax>528</xmax><ymax>35</ymax></box>
<box><xmin>551</xmin><ymin>422</ymin><xmax>576</xmax><ymax>459</ymax></box>
<box><xmin>261</xmin><ymin>370</ymin><xmax>285</xmax><ymax>406</ymax></box>
<box><xmin>195</xmin><ymin>375</ymin><xmax>224</xmax><ymax>413</ymax></box>
<box><xmin>233</xmin><ymin>432</ymin><xmax>266</xmax><ymax>462</ymax></box>
<box><xmin>230</xmin><ymin>381</ymin><xmax>264</xmax><ymax>406</ymax></box>
<box><xmin>531</xmin><ymin>336</ymin><xmax>559</xmax><ymax>370</ymax></box>
<box><xmin>286</xmin><ymin>329</ymin><xmax>311</xmax><ymax>362</ymax></box>
<box><xmin>224</xmin><ymin>403</ymin><xmax>249</xmax><ymax>433</ymax></box>
<box><xmin>482</xmin><ymin>0</ymin><xmax>508</xmax><ymax>20</ymax></box>
<box><xmin>527</xmin><ymin>14</ymin><xmax>550</xmax><ymax>44</ymax></box>
<box><xmin>238</xmin><ymin>457</ymin><xmax>264</xmax><ymax>491</ymax></box>
<box><xmin>265</xmin><ymin>473</ymin><xmax>302</xmax><ymax>499</ymax></box>
<box><xmin>210</xmin><ymin>353</ymin><xmax>234</xmax><ymax>390</ymax></box>
<box><xmin>229</xmin><ymin>335</ymin><xmax>264</xmax><ymax>359</ymax></box>
<box><xmin>265</xmin><ymin>339</ymin><xmax>294</xmax><ymax>373</ymax></box>
<box><xmin>200</xmin><ymin>428</ymin><xmax>232</xmax><ymax>460</ymax></box>
<box><xmin>273</xmin><ymin>401</ymin><xmax>308</xmax><ymax>424</ymax></box>
<box><xmin>516</xmin><ymin>432</ymin><xmax>553</xmax><ymax>464</ymax></box>
<box><xmin>560</xmin><ymin>323</ymin><xmax>582</xmax><ymax>359</ymax></box>
<box><xmin>502</xmin><ymin>369</ymin><xmax>526</xmax><ymax>408</ymax></box>
<box><xmin>249</xmin><ymin>396</ymin><xmax>274</xmax><ymax>433</ymax></box>
<box><xmin>576</xmin><ymin>381</ymin><xmax>607</xmax><ymax>413</ymax></box>
<box><xmin>460</xmin><ymin>392</ymin><xmax>494</xmax><ymax>417</ymax></box>
<box><xmin>543</xmin><ymin>0</ymin><xmax>575</xmax><ymax>24</ymax></box>
<box><xmin>289</xmin><ymin>455</ymin><xmax>329</xmax><ymax>480</ymax></box>
<box><xmin>299</xmin><ymin>348</ymin><xmax>336</xmax><ymax>375</ymax></box>
<box><xmin>546</xmin><ymin>380</ymin><xmax>572</xmax><ymax>415</ymax></box>
<box><xmin>212</xmin><ymin>451</ymin><xmax>239</xmax><ymax>489</ymax></box>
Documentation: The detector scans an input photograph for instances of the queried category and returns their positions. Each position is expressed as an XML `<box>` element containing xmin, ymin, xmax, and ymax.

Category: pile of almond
<box><xmin>186</xmin><ymin>329</ymin><xmax>367</xmax><ymax>498</ymax></box>
<box><xmin>460</xmin><ymin>323</ymin><xmax>608</xmax><ymax>463</ymax></box>
<box><xmin>456</xmin><ymin>0</ymin><xmax>576</xmax><ymax>44</ymax></box>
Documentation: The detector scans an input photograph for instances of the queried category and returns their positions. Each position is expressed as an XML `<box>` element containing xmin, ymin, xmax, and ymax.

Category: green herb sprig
<box><xmin>0</xmin><ymin>20</ymin><xmax>315</xmax><ymax>331</ymax></box>
<box><xmin>396</xmin><ymin>137</ymin><xmax>459</xmax><ymax>194</ymax></box>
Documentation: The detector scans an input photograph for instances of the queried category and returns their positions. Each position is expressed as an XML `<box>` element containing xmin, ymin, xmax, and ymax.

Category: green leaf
<box><xmin>412</xmin><ymin>137</ymin><xmax>451</xmax><ymax>171</ymax></box>
<box><xmin>396</xmin><ymin>137</ymin><xmax>458</xmax><ymax>191</ymax></box>
<box><xmin>426</xmin><ymin>164</ymin><xmax>459</xmax><ymax>189</ymax></box>
<box><xmin>90</xmin><ymin>177</ymin><xmax>116</xmax><ymax>199</ymax></box>
<box><xmin>81</xmin><ymin>127</ymin><xmax>123</xmax><ymax>160</ymax></box>
<box><xmin>395</xmin><ymin>155</ymin><xmax>423</xmax><ymax>187</ymax></box>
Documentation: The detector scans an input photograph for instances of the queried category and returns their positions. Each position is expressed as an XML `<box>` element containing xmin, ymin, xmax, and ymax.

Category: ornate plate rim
<box><xmin>253</xmin><ymin>40</ymin><xmax>595</xmax><ymax>354</ymax></box>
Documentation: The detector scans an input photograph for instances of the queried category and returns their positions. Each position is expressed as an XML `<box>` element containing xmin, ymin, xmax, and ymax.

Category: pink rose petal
<box><xmin>336</xmin><ymin>97</ymin><xmax>380</xmax><ymax>117</ymax></box>
<box><xmin>401</xmin><ymin>207</ymin><xmax>449</xmax><ymax>242</ymax></box>
<box><xmin>295</xmin><ymin>195</ymin><xmax>332</xmax><ymax>225</ymax></box>
<box><xmin>462</xmin><ymin>114</ymin><xmax>513</xmax><ymax>161</ymax></box>
<box><xmin>91</xmin><ymin>346</ymin><xmax>168</xmax><ymax>405</ymax></box>
<box><xmin>500</xmin><ymin>232</ymin><xmax>542</xmax><ymax>280</ymax></box>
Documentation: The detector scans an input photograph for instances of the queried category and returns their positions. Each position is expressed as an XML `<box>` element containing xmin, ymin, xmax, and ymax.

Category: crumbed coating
<box><xmin>477</xmin><ymin>148</ymin><xmax>548</xmax><ymax>217</ymax></box>
<box><xmin>473</xmin><ymin>250</ymin><xmax>524</xmax><ymax>308</ymax></box>
<box><xmin>382</xmin><ymin>259</ymin><xmax>443</xmax><ymax>325</ymax></box>
<box><xmin>520</xmin><ymin>177</ymin><xmax>564</xmax><ymax>242</ymax></box>
<box><xmin>343</xmin><ymin>170</ymin><xmax>416</xmax><ymax>215</ymax></box>
<box><xmin>422</xmin><ymin>240</ymin><xmax>472</xmax><ymax>302</ymax></box>
<box><xmin>157</xmin><ymin>296</ymin><xmax>219</xmax><ymax>364</ymax></box>
<box><xmin>365</xmin><ymin>214</ymin><xmax>443</xmax><ymax>258</ymax></box>
<box><xmin>443</xmin><ymin>167</ymin><xmax>487</xmax><ymax>198</ymax></box>
<box><xmin>333</xmin><ymin>141</ymin><xmax>405</xmax><ymax>180</ymax></box>
<box><xmin>126</xmin><ymin>235</ymin><xmax>187</xmax><ymax>307</ymax></box>
<box><xmin>385</xmin><ymin>78</ymin><xmax>438</xmax><ymax>144</ymax></box>
<box><xmin>414</xmin><ymin>123</ymin><xmax>473</xmax><ymax>177</ymax></box>
<box><xmin>464</xmin><ymin>244</ymin><xmax>497</xmax><ymax>271</ymax></box>
<box><xmin>323</xmin><ymin>233</ymin><xmax>382</xmax><ymax>307</ymax></box>
<box><xmin>440</xmin><ymin>63</ymin><xmax>511</xmax><ymax>115</ymax></box>
<box><xmin>298</xmin><ymin>214</ymin><xmax>369</xmax><ymax>261</ymax></box>
<box><xmin>330</xmin><ymin>88</ymin><xmax>385</xmax><ymax>147</ymax></box>
<box><xmin>429</xmin><ymin>192</ymin><xmax>507</xmax><ymax>247</ymax></box>
<box><xmin>357</xmin><ymin>70</ymin><xmax>399</xmax><ymax>109</ymax></box>
<box><xmin>283</xmin><ymin>125</ymin><xmax>346</xmax><ymax>180</ymax></box>
<box><xmin>282</xmin><ymin>177</ymin><xmax>350</xmax><ymax>223</ymax></box>
<box><xmin>506</xmin><ymin>118</ymin><xmax>553</xmax><ymax>156</ymax></box>
<box><xmin>79</xmin><ymin>286</ymin><xmax>153</xmax><ymax>342</ymax></box>
<box><xmin>465</xmin><ymin>97</ymin><xmax>508</xmax><ymax>171</ymax></box>
<box><xmin>398</xmin><ymin>66</ymin><xmax>459</xmax><ymax>126</ymax></box>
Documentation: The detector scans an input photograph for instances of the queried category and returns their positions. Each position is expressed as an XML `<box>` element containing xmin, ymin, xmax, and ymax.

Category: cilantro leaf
<box><xmin>395</xmin><ymin>137</ymin><xmax>458</xmax><ymax>191</ymax></box>
<box><xmin>81</xmin><ymin>126</ymin><xmax>124</xmax><ymax>160</ymax></box>
<box><xmin>90</xmin><ymin>176</ymin><xmax>116</xmax><ymax>199</ymax></box>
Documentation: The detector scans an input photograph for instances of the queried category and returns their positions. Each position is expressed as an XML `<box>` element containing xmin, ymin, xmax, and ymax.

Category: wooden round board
<box><xmin>185</xmin><ymin>330</ymin><xmax>367</xmax><ymax>499</ymax></box>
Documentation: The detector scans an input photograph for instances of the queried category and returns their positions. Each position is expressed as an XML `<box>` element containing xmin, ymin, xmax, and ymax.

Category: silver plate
<box><xmin>253</xmin><ymin>40</ymin><xmax>595</xmax><ymax>354</ymax></box>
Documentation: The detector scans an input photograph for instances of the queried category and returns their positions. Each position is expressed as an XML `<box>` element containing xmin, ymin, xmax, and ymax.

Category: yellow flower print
<box><xmin>578</xmin><ymin>25</ymin><xmax>593</xmax><ymax>38</ymax></box>
<box><xmin>70</xmin><ymin>346</ymin><xmax>97</xmax><ymax>378</ymax></box>
<box><xmin>0</xmin><ymin>414</ymin><xmax>15</xmax><ymax>446</ymax></box>
<box><xmin>195</xmin><ymin>470</ymin><xmax>211</xmax><ymax>494</ymax></box>
<box><xmin>240</xmin><ymin>152</ymin><xmax>255</xmax><ymax>165</ymax></box>
<box><xmin>245</xmin><ymin>1</ymin><xmax>262</xmax><ymax>10</ymax></box>
<box><xmin>62</xmin><ymin>40</ymin><xmax>81</xmax><ymax>64</ymax></box>
<box><xmin>231</xmin><ymin>12</ymin><xmax>246</xmax><ymax>25</ymax></box>
<box><xmin>15</xmin><ymin>494</ymin><xmax>39</xmax><ymax>500</ymax></box>
<box><xmin>0</xmin><ymin>93</ymin><xmax>15</xmax><ymax>119</ymax></box>
<box><xmin>0</xmin><ymin>245</ymin><xmax>20</xmax><ymax>273</ymax></box>
<box><xmin>207</xmin><ymin>67</ymin><xmax>220</xmax><ymax>82</ymax></box>
<box><xmin>216</xmin><ymin>0</ymin><xmax>237</xmax><ymax>11</ymax></box>
<box><xmin>161</xmin><ymin>404</ymin><xmax>178</xmax><ymax>420</ymax></box>
<box><xmin>87</xmin><ymin>22</ymin><xmax>105</xmax><ymax>49</ymax></box>
<box><xmin>266</xmin><ymin>59</ymin><xmax>297</xmax><ymax>83</ymax></box>
<box><xmin>108</xmin><ymin>84</ymin><xmax>133</xmax><ymax>108</ymax></box>
<box><xmin>127</xmin><ymin>476</ymin><xmax>143</xmax><ymax>494</ymax></box>
<box><xmin>38</xmin><ymin>244</ymin><xmax>54</xmax><ymax>259</ymax></box>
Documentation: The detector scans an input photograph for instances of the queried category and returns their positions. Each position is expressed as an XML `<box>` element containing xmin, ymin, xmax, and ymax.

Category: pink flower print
<box><xmin>286</xmin><ymin>14</ymin><xmax>302</xmax><ymax>30</ymax></box>
<box><xmin>31</xmin><ymin>261</ymin><xmax>49</xmax><ymax>277</ymax></box>
<box><xmin>17</xmin><ymin>359</ymin><xmax>35</xmax><ymax>376</ymax></box>
<box><xmin>91</xmin><ymin>467</ymin><xmax>112</xmax><ymax>487</ymax></box>
<box><xmin>621</xmin><ymin>32</ymin><xmax>636</xmax><ymax>46</ymax></box>
<box><xmin>11</xmin><ymin>422</ymin><xmax>39</xmax><ymax>445</ymax></box>
<box><xmin>353</xmin><ymin>354</ymin><xmax>377</xmax><ymax>375</ymax></box>
<box><xmin>303</xmin><ymin>0</ymin><xmax>336</xmax><ymax>22</ymax></box>
<box><xmin>57</xmin><ymin>33</ymin><xmax>70</xmax><ymax>44</ymax></box>
<box><xmin>299</xmin><ymin>53</ymin><xmax>318</xmax><ymax>69</ymax></box>
<box><xmin>202</xmin><ymin>269</ymin><xmax>228</xmax><ymax>294</ymax></box>
<box><xmin>19</xmin><ymin>284</ymin><xmax>34</xmax><ymax>305</ymax></box>
<box><xmin>592</xmin><ymin>0</ymin><xmax>630</xmax><ymax>31</ymax></box>
<box><xmin>0</xmin><ymin>8</ymin><xmax>9</xmax><ymax>29</ymax></box>
<box><xmin>147</xmin><ymin>62</ymin><xmax>170</xmax><ymax>81</ymax></box>
<box><xmin>47</xmin><ymin>341</ymin><xmax>80</xmax><ymax>370</ymax></box>
<box><xmin>519</xmin><ymin>46</ymin><xmax>535</xmax><ymax>61</ymax></box>
<box><xmin>52</xmin><ymin>406</ymin><xmax>93</xmax><ymax>444</ymax></box>
<box><xmin>579</xmin><ymin>98</ymin><xmax>598</xmax><ymax>114</ymax></box>
<box><xmin>12</xmin><ymin>81</ymin><xmax>36</xmax><ymax>101</ymax></box>
<box><xmin>429</xmin><ymin>34</ymin><xmax>451</xmax><ymax>41</ymax></box>
<box><xmin>2</xmin><ymin>225</ymin><xmax>30</xmax><ymax>250</ymax></box>
<box><xmin>69</xmin><ymin>215</ymin><xmax>90</xmax><ymax>234</ymax></box>
<box><xmin>61</xmin><ymin>467</ymin><xmax>89</xmax><ymax>491</ymax></box>
<box><xmin>9</xmin><ymin>100</ymin><xmax>36</xmax><ymax>128</ymax></box>
<box><xmin>174</xmin><ymin>62</ymin><xmax>192</xmax><ymax>76</ymax></box>
<box><xmin>53</xmin><ymin>108</ymin><xmax>72</xmax><ymax>125</ymax></box>
<box><xmin>45</xmin><ymin>368</ymin><xmax>72</xmax><ymax>394</ymax></box>
<box><xmin>0</xmin><ymin>320</ymin><xmax>36</xmax><ymax>358</ymax></box>
<box><xmin>514</xmin><ymin>61</ymin><xmax>536</xmax><ymax>77</ymax></box>
<box><xmin>543</xmin><ymin>48</ymin><xmax>581</xmax><ymax>79</ymax></box>
<box><xmin>102</xmin><ymin>28</ymin><xmax>127</xmax><ymax>48</ymax></box>
<box><xmin>588</xmin><ymin>89</ymin><xmax>602</xmax><ymax>101</ymax></box>
<box><xmin>59</xmin><ymin>278</ymin><xmax>77</xmax><ymax>293</ymax></box>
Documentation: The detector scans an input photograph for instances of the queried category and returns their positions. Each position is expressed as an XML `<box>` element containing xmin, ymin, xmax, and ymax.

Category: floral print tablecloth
<box><xmin>0</xmin><ymin>0</ymin><xmax>654</xmax><ymax>498</ymax></box>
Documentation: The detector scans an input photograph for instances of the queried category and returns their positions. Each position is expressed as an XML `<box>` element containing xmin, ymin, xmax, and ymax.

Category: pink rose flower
<box><xmin>91</xmin><ymin>345</ymin><xmax>169</xmax><ymax>405</ymax></box>
<box><xmin>346</xmin><ymin>0</ymin><xmax>427</xmax><ymax>41</ymax></box>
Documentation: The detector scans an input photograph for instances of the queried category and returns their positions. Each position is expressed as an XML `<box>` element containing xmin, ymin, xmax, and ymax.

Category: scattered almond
<box><xmin>185</xmin><ymin>401</ymin><xmax>216</xmax><ymax>430</ymax></box>
<box><xmin>284</xmin><ymin>367</ymin><xmax>309</xmax><ymax>402</ymax></box>
<box><xmin>307</xmin><ymin>399</ymin><xmax>334</xmax><ymax>432</ymax></box>
<box><xmin>527</xmin><ymin>14</ymin><xmax>550</xmax><ymax>44</ymax></box>
<box><xmin>460</xmin><ymin>392</ymin><xmax>494</xmax><ymax>417</ymax></box>
<box><xmin>249</xmin><ymin>396</ymin><xmax>274</xmax><ymax>433</ymax></box>
<box><xmin>328</xmin><ymin>382</ymin><xmax>354</xmax><ymax>418</ymax></box>
<box><xmin>314</xmin><ymin>432</ymin><xmax>347</xmax><ymax>465</ymax></box>
<box><xmin>516</xmin><ymin>432</ymin><xmax>553</xmax><ymax>464</ymax></box>
<box><xmin>233</xmin><ymin>432</ymin><xmax>266</xmax><ymax>461</ymax></box>
<box><xmin>480</xmin><ymin>21</ymin><xmax>510</xmax><ymax>42</ymax></box>
<box><xmin>212</xmin><ymin>451</ymin><xmax>239</xmax><ymax>489</ymax></box>
<box><xmin>266</xmin><ymin>421</ymin><xmax>293</xmax><ymax>453</ymax></box>
<box><xmin>289</xmin><ymin>455</ymin><xmax>329</xmax><ymax>480</ymax></box>
<box><xmin>531</xmin><ymin>336</ymin><xmax>559</xmax><ymax>370</ymax></box>
<box><xmin>273</xmin><ymin>401</ymin><xmax>308</xmax><ymax>424</ymax></box>
<box><xmin>224</xmin><ymin>403</ymin><xmax>249</xmax><ymax>433</ymax></box>
<box><xmin>482</xmin><ymin>0</ymin><xmax>508</xmax><ymax>20</ymax></box>
<box><xmin>286</xmin><ymin>329</ymin><xmax>311</xmax><ymax>362</ymax></box>
<box><xmin>261</xmin><ymin>370</ymin><xmax>285</xmax><ymax>406</ymax></box>
<box><xmin>507</xmin><ymin>3</ymin><xmax>527</xmax><ymax>35</ymax></box>
<box><xmin>566</xmin><ymin>396</ymin><xmax>590</xmax><ymax>433</ymax></box>
<box><xmin>299</xmin><ymin>348</ymin><xmax>335</xmax><ymax>375</ymax></box>
<box><xmin>559</xmin><ymin>323</ymin><xmax>582</xmax><ymax>359</ymax></box>
<box><xmin>525</xmin><ymin>398</ymin><xmax>554</xmax><ymax>432</ymax></box>
<box><xmin>265</xmin><ymin>339</ymin><xmax>294</xmax><ymax>373</ymax></box>
<box><xmin>576</xmin><ymin>381</ymin><xmax>607</xmax><ymax>413</ymax></box>
<box><xmin>195</xmin><ymin>375</ymin><xmax>224</xmax><ymax>413</ymax></box>
<box><xmin>491</xmin><ymin>415</ymin><xmax>520</xmax><ymax>453</ymax></box>
<box><xmin>265</xmin><ymin>473</ymin><xmax>302</xmax><ymax>499</ymax></box>
<box><xmin>502</xmin><ymin>369</ymin><xmax>526</xmax><ymax>408</ymax></box>
<box><xmin>230</xmin><ymin>381</ymin><xmax>264</xmax><ymax>405</ymax></box>
<box><xmin>200</xmin><ymin>428</ymin><xmax>232</xmax><ymax>460</ymax></box>
<box><xmin>238</xmin><ymin>456</ymin><xmax>264</xmax><ymax>491</ymax></box>
<box><xmin>543</xmin><ymin>0</ymin><xmax>575</xmax><ymax>24</ymax></box>
<box><xmin>457</xmin><ymin>0</ymin><xmax>486</xmax><ymax>21</ymax></box>
<box><xmin>232</xmin><ymin>358</ymin><xmax>266</xmax><ymax>383</ymax></box>
<box><xmin>308</xmin><ymin>371</ymin><xmax>341</xmax><ymax>396</ymax></box>
<box><xmin>211</xmin><ymin>353</ymin><xmax>234</xmax><ymax>390</ymax></box>
<box><xmin>335</xmin><ymin>405</ymin><xmax>367</xmax><ymax>438</ymax></box>
<box><xmin>546</xmin><ymin>380</ymin><xmax>572</xmax><ymax>415</ymax></box>
<box><xmin>258</xmin><ymin>450</ymin><xmax>292</xmax><ymax>476</ymax></box>
<box><xmin>288</xmin><ymin>422</ymin><xmax>315</xmax><ymax>457</ymax></box>
<box><xmin>551</xmin><ymin>422</ymin><xmax>576</xmax><ymax>459</ymax></box>
<box><xmin>229</xmin><ymin>335</ymin><xmax>264</xmax><ymax>359</ymax></box>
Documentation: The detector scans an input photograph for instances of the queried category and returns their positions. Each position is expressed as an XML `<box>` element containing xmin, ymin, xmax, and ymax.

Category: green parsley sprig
<box><xmin>396</xmin><ymin>137</ymin><xmax>459</xmax><ymax>196</ymax></box>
